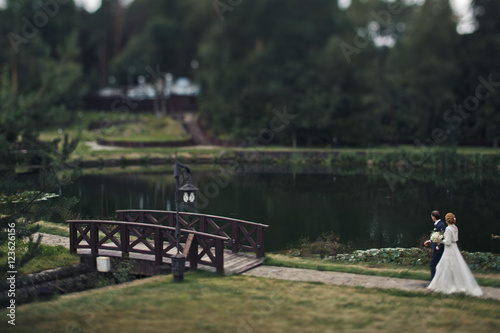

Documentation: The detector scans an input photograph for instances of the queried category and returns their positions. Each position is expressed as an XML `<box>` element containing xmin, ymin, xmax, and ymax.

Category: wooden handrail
<box><xmin>66</xmin><ymin>220</ymin><xmax>228</xmax><ymax>273</ymax></box>
<box><xmin>116</xmin><ymin>210</ymin><xmax>269</xmax><ymax>258</ymax></box>
<box><xmin>66</xmin><ymin>220</ymin><xmax>229</xmax><ymax>241</ymax></box>
<box><xmin>116</xmin><ymin>210</ymin><xmax>269</xmax><ymax>228</ymax></box>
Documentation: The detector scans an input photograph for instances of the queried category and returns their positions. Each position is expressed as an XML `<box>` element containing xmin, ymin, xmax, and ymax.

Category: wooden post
<box><xmin>199</xmin><ymin>216</ymin><xmax>206</xmax><ymax>233</ymax></box>
<box><xmin>69</xmin><ymin>222</ymin><xmax>76</xmax><ymax>254</ymax></box>
<box><xmin>120</xmin><ymin>224</ymin><xmax>129</xmax><ymax>258</ymax></box>
<box><xmin>154</xmin><ymin>226</ymin><xmax>162</xmax><ymax>265</ymax></box>
<box><xmin>118</xmin><ymin>211</ymin><xmax>124</xmax><ymax>221</ymax></box>
<box><xmin>168</xmin><ymin>212</ymin><xmax>175</xmax><ymax>228</ymax></box>
<box><xmin>215</xmin><ymin>238</ymin><xmax>224</xmax><ymax>274</ymax></box>
<box><xmin>231</xmin><ymin>221</ymin><xmax>239</xmax><ymax>253</ymax></box>
<box><xmin>90</xmin><ymin>222</ymin><xmax>98</xmax><ymax>256</ymax></box>
<box><xmin>256</xmin><ymin>226</ymin><xmax>264</xmax><ymax>258</ymax></box>
<box><xmin>188</xmin><ymin>235</ymin><xmax>198</xmax><ymax>271</ymax></box>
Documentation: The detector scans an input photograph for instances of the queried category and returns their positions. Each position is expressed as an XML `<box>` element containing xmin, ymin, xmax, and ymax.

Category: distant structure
<box><xmin>82</xmin><ymin>73</ymin><xmax>199</xmax><ymax>112</ymax></box>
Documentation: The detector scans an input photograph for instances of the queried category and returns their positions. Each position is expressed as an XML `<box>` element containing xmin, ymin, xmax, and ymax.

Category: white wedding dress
<box><xmin>428</xmin><ymin>225</ymin><xmax>483</xmax><ymax>297</ymax></box>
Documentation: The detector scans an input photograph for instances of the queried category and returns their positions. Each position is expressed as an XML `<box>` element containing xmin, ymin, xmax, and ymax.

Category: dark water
<box><xmin>62</xmin><ymin>167</ymin><xmax>500</xmax><ymax>254</ymax></box>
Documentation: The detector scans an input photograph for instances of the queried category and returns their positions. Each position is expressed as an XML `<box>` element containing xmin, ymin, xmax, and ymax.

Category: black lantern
<box><xmin>179</xmin><ymin>182</ymin><xmax>198</xmax><ymax>205</ymax></box>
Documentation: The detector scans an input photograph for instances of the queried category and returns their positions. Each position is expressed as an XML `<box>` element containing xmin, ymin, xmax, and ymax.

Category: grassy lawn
<box><xmin>18</xmin><ymin>244</ymin><xmax>79</xmax><ymax>275</ymax></box>
<box><xmin>8</xmin><ymin>271</ymin><xmax>500</xmax><ymax>333</ymax></box>
<box><xmin>99</xmin><ymin>114</ymin><xmax>187</xmax><ymax>142</ymax></box>
<box><xmin>39</xmin><ymin>111</ymin><xmax>188</xmax><ymax>156</ymax></box>
<box><xmin>0</xmin><ymin>241</ymin><xmax>79</xmax><ymax>277</ymax></box>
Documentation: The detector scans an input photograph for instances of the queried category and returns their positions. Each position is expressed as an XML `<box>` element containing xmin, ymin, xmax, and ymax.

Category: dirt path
<box><xmin>37</xmin><ymin>233</ymin><xmax>500</xmax><ymax>301</ymax></box>
<box><xmin>182</xmin><ymin>111</ymin><xmax>211</xmax><ymax>145</ymax></box>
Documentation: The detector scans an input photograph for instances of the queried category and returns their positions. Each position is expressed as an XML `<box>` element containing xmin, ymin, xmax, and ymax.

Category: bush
<box><xmin>332</xmin><ymin>247</ymin><xmax>500</xmax><ymax>273</ymax></box>
<box><xmin>461</xmin><ymin>251</ymin><xmax>500</xmax><ymax>272</ymax></box>
<box><xmin>334</xmin><ymin>247</ymin><xmax>427</xmax><ymax>267</ymax></box>
<box><xmin>289</xmin><ymin>231</ymin><xmax>351</xmax><ymax>259</ymax></box>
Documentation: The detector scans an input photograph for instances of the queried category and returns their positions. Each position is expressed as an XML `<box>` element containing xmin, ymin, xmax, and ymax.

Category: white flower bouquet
<box><xmin>430</xmin><ymin>230</ymin><xmax>444</xmax><ymax>243</ymax></box>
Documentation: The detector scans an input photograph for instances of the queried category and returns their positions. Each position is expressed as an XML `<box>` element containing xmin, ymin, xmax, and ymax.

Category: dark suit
<box><xmin>430</xmin><ymin>220</ymin><xmax>446</xmax><ymax>279</ymax></box>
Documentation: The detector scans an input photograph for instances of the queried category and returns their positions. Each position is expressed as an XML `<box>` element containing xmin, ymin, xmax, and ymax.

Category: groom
<box><xmin>424</xmin><ymin>210</ymin><xmax>446</xmax><ymax>279</ymax></box>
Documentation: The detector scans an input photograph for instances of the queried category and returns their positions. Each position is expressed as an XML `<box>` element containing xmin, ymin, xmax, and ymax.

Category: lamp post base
<box><xmin>171</xmin><ymin>253</ymin><xmax>186</xmax><ymax>283</ymax></box>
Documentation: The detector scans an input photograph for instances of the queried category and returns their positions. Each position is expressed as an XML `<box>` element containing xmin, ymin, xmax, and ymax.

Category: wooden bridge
<box><xmin>66</xmin><ymin>210</ymin><xmax>269</xmax><ymax>275</ymax></box>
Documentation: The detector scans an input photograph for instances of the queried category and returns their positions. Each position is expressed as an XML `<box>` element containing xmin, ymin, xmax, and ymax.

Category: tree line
<box><xmin>1</xmin><ymin>0</ymin><xmax>499</xmax><ymax>149</ymax></box>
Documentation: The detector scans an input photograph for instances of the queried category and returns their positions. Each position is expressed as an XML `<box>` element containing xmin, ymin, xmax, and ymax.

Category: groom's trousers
<box><xmin>430</xmin><ymin>244</ymin><xmax>444</xmax><ymax>279</ymax></box>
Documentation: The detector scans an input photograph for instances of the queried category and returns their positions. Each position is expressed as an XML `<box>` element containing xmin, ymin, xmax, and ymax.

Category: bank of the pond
<box><xmin>68</xmin><ymin>145</ymin><xmax>500</xmax><ymax>171</ymax></box>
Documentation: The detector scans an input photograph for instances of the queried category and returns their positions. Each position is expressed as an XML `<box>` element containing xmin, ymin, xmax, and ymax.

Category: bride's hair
<box><xmin>445</xmin><ymin>212</ymin><xmax>456</xmax><ymax>225</ymax></box>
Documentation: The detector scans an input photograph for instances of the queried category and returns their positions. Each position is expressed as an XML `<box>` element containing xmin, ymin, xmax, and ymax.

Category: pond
<box><xmin>62</xmin><ymin>166</ymin><xmax>500</xmax><ymax>254</ymax></box>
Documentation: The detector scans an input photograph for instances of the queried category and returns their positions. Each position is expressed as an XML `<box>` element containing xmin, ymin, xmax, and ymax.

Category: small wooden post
<box><xmin>256</xmin><ymin>226</ymin><xmax>264</xmax><ymax>258</ymax></box>
<box><xmin>69</xmin><ymin>222</ymin><xmax>76</xmax><ymax>254</ymax></box>
<box><xmin>90</xmin><ymin>222</ymin><xmax>98</xmax><ymax>256</ymax></box>
<box><xmin>215</xmin><ymin>238</ymin><xmax>224</xmax><ymax>274</ymax></box>
<box><xmin>168</xmin><ymin>212</ymin><xmax>176</xmax><ymax>228</ymax></box>
<box><xmin>186</xmin><ymin>234</ymin><xmax>198</xmax><ymax>271</ymax></box>
<box><xmin>154</xmin><ymin>226</ymin><xmax>162</xmax><ymax>265</ymax></box>
<box><xmin>231</xmin><ymin>221</ymin><xmax>239</xmax><ymax>253</ymax></box>
<box><xmin>120</xmin><ymin>224</ymin><xmax>129</xmax><ymax>258</ymax></box>
<box><xmin>199</xmin><ymin>216</ymin><xmax>206</xmax><ymax>233</ymax></box>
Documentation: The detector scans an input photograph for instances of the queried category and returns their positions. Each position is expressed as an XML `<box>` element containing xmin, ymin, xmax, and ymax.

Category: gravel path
<box><xmin>243</xmin><ymin>266</ymin><xmax>500</xmax><ymax>301</ymax></box>
<box><xmin>37</xmin><ymin>233</ymin><xmax>70</xmax><ymax>248</ymax></box>
<box><xmin>37</xmin><ymin>233</ymin><xmax>500</xmax><ymax>301</ymax></box>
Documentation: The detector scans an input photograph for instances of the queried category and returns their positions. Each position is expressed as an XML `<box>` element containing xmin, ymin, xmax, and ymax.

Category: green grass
<box><xmin>101</xmin><ymin>114</ymin><xmax>187</xmax><ymax>142</ymax></box>
<box><xmin>36</xmin><ymin>221</ymin><xmax>70</xmax><ymax>237</ymax></box>
<box><xmin>39</xmin><ymin>111</ymin><xmax>188</xmax><ymax>156</ymax></box>
<box><xmin>0</xmin><ymin>241</ymin><xmax>79</xmax><ymax>277</ymax></box>
<box><xmin>8</xmin><ymin>271</ymin><xmax>500</xmax><ymax>333</ymax></box>
<box><xmin>19</xmin><ymin>244</ymin><xmax>80</xmax><ymax>275</ymax></box>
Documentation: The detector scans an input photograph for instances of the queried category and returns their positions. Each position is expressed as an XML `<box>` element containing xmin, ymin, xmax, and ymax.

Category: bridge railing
<box><xmin>66</xmin><ymin>220</ymin><xmax>228</xmax><ymax>273</ymax></box>
<box><xmin>116</xmin><ymin>210</ymin><xmax>269</xmax><ymax>258</ymax></box>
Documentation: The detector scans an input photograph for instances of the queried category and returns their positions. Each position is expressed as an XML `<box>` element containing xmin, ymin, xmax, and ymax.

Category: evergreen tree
<box><xmin>0</xmin><ymin>1</ymin><xmax>82</xmax><ymax>275</ymax></box>
<box><xmin>387</xmin><ymin>0</ymin><xmax>460</xmax><ymax>143</ymax></box>
<box><xmin>459</xmin><ymin>0</ymin><xmax>500</xmax><ymax>147</ymax></box>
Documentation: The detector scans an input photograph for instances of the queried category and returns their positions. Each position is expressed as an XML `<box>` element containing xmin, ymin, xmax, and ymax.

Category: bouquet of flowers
<box><xmin>430</xmin><ymin>229</ymin><xmax>444</xmax><ymax>243</ymax></box>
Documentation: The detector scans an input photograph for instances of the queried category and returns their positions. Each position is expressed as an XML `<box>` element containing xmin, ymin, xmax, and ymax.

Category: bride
<box><xmin>427</xmin><ymin>212</ymin><xmax>483</xmax><ymax>297</ymax></box>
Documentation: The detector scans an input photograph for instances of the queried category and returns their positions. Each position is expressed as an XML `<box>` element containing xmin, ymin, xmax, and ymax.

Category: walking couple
<box><xmin>424</xmin><ymin>210</ymin><xmax>483</xmax><ymax>297</ymax></box>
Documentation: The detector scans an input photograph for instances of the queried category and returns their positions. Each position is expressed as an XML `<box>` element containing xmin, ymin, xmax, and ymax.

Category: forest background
<box><xmin>1</xmin><ymin>0</ymin><xmax>499</xmax><ymax>148</ymax></box>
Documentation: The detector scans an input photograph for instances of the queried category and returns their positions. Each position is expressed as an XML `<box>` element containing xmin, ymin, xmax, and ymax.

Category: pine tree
<box><xmin>0</xmin><ymin>2</ymin><xmax>82</xmax><ymax>275</ymax></box>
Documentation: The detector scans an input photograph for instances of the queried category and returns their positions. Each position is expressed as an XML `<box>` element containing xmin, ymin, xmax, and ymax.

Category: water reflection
<box><xmin>63</xmin><ymin>168</ymin><xmax>500</xmax><ymax>254</ymax></box>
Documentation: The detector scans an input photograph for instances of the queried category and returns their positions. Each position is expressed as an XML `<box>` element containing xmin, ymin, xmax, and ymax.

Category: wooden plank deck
<box><xmin>76</xmin><ymin>246</ymin><xmax>263</xmax><ymax>275</ymax></box>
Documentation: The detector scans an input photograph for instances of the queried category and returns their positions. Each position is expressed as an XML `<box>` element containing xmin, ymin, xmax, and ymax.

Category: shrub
<box><xmin>332</xmin><ymin>247</ymin><xmax>500</xmax><ymax>273</ymax></box>
<box><xmin>288</xmin><ymin>231</ymin><xmax>351</xmax><ymax>259</ymax></box>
